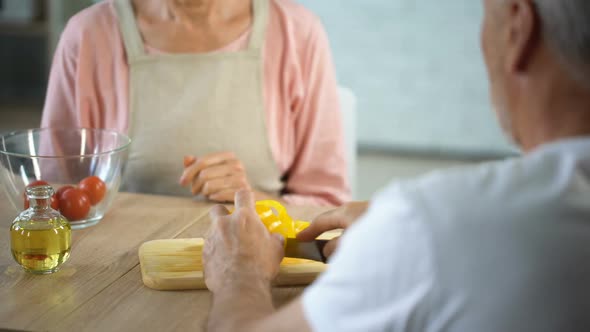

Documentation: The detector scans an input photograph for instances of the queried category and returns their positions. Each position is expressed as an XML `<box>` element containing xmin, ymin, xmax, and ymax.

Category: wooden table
<box><xmin>0</xmin><ymin>191</ymin><xmax>330</xmax><ymax>332</ymax></box>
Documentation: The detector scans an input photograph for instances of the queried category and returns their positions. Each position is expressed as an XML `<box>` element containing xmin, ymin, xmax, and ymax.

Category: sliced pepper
<box><xmin>236</xmin><ymin>200</ymin><xmax>318</xmax><ymax>265</ymax></box>
<box><xmin>255</xmin><ymin>201</ymin><xmax>312</xmax><ymax>238</ymax></box>
<box><xmin>294</xmin><ymin>220</ymin><xmax>310</xmax><ymax>233</ymax></box>
<box><xmin>255</xmin><ymin>200</ymin><xmax>296</xmax><ymax>239</ymax></box>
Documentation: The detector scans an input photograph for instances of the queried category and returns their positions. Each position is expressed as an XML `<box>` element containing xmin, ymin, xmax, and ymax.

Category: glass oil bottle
<box><xmin>10</xmin><ymin>185</ymin><xmax>72</xmax><ymax>274</ymax></box>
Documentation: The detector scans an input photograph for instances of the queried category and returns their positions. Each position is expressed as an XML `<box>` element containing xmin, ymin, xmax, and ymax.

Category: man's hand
<box><xmin>180</xmin><ymin>152</ymin><xmax>252</xmax><ymax>202</ymax></box>
<box><xmin>203</xmin><ymin>190</ymin><xmax>285</xmax><ymax>293</ymax></box>
<box><xmin>297</xmin><ymin>201</ymin><xmax>369</xmax><ymax>259</ymax></box>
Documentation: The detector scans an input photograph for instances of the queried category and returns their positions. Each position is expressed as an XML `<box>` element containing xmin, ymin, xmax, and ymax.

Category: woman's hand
<box><xmin>180</xmin><ymin>152</ymin><xmax>252</xmax><ymax>202</ymax></box>
<box><xmin>296</xmin><ymin>201</ymin><xmax>369</xmax><ymax>259</ymax></box>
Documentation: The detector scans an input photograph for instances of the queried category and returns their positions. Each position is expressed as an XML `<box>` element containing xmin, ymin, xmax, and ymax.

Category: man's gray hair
<box><xmin>534</xmin><ymin>0</ymin><xmax>590</xmax><ymax>84</ymax></box>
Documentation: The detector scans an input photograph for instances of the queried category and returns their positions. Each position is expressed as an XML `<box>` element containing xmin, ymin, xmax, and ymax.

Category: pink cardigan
<box><xmin>41</xmin><ymin>0</ymin><xmax>350</xmax><ymax>206</ymax></box>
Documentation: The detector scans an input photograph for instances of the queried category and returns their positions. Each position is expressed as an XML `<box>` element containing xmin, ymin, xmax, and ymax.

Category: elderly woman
<box><xmin>41</xmin><ymin>0</ymin><xmax>349</xmax><ymax>206</ymax></box>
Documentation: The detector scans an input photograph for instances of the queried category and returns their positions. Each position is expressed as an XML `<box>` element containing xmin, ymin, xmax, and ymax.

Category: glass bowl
<box><xmin>0</xmin><ymin>128</ymin><xmax>131</xmax><ymax>229</ymax></box>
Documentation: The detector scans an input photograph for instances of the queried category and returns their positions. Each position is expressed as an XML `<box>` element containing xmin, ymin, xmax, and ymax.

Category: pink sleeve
<box><xmin>41</xmin><ymin>21</ymin><xmax>81</xmax><ymax>129</ymax></box>
<box><xmin>41</xmin><ymin>15</ymin><xmax>104</xmax><ymax>130</ymax></box>
<box><xmin>282</xmin><ymin>19</ymin><xmax>351</xmax><ymax>207</ymax></box>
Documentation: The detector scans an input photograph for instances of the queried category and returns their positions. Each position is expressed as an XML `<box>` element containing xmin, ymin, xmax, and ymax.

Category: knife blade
<box><xmin>284</xmin><ymin>238</ymin><xmax>329</xmax><ymax>263</ymax></box>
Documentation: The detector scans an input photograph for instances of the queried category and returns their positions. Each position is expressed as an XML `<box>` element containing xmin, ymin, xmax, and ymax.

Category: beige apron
<box><xmin>114</xmin><ymin>0</ymin><xmax>283</xmax><ymax>197</ymax></box>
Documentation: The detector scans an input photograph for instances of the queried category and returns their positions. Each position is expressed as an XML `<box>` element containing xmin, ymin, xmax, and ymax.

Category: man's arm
<box><xmin>209</xmin><ymin>288</ymin><xmax>310</xmax><ymax>332</ymax></box>
<box><xmin>205</xmin><ymin>197</ymin><xmax>370</xmax><ymax>331</ymax></box>
<box><xmin>204</xmin><ymin>187</ymin><xmax>435</xmax><ymax>332</ymax></box>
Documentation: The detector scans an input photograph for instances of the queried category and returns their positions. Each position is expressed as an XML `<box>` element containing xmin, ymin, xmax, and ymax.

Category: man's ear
<box><xmin>504</xmin><ymin>0</ymin><xmax>540</xmax><ymax>74</ymax></box>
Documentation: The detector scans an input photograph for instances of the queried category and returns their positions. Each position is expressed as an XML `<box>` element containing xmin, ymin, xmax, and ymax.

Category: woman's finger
<box><xmin>184</xmin><ymin>155</ymin><xmax>197</xmax><ymax>168</ymax></box>
<box><xmin>180</xmin><ymin>163</ymin><xmax>203</xmax><ymax>187</ymax></box>
<box><xmin>201</xmin><ymin>177</ymin><xmax>231</xmax><ymax>196</ymax></box>
<box><xmin>208</xmin><ymin>189</ymin><xmax>236</xmax><ymax>203</ymax></box>
<box><xmin>179</xmin><ymin>152</ymin><xmax>237</xmax><ymax>186</ymax></box>
<box><xmin>191</xmin><ymin>161</ymin><xmax>241</xmax><ymax>194</ymax></box>
<box><xmin>201</xmin><ymin>161</ymin><xmax>241</xmax><ymax>180</ymax></box>
<box><xmin>202</xmin><ymin>175</ymin><xmax>249</xmax><ymax>196</ymax></box>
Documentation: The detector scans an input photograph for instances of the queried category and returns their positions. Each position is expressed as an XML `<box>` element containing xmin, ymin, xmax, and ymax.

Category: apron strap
<box><xmin>248</xmin><ymin>0</ymin><xmax>269</xmax><ymax>51</ymax></box>
<box><xmin>114</xmin><ymin>0</ymin><xmax>146</xmax><ymax>60</ymax></box>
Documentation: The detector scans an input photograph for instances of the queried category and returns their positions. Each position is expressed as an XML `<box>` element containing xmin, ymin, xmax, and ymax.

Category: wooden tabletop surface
<box><xmin>0</xmin><ymin>190</ymin><xmax>330</xmax><ymax>332</ymax></box>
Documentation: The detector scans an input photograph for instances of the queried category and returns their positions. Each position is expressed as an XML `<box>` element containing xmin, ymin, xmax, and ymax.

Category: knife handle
<box><xmin>315</xmin><ymin>239</ymin><xmax>330</xmax><ymax>263</ymax></box>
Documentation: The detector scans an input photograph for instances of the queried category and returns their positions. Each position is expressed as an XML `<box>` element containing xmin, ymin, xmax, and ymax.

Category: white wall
<box><xmin>298</xmin><ymin>0</ymin><xmax>516</xmax><ymax>155</ymax></box>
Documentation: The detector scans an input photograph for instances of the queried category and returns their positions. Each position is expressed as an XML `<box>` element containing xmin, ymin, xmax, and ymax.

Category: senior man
<box><xmin>203</xmin><ymin>0</ymin><xmax>590</xmax><ymax>331</ymax></box>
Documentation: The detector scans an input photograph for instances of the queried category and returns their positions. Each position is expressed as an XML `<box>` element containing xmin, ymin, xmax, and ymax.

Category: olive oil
<box><xmin>10</xmin><ymin>221</ymin><xmax>71</xmax><ymax>274</ymax></box>
<box><xmin>10</xmin><ymin>185</ymin><xmax>72</xmax><ymax>274</ymax></box>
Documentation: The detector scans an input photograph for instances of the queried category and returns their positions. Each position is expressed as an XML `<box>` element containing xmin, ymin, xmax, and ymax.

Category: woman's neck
<box><xmin>143</xmin><ymin>0</ymin><xmax>251</xmax><ymax>27</ymax></box>
<box><xmin>133</xmin><ymin>0</ymin><xmax>253</xmax><ymax>53</ymax></box>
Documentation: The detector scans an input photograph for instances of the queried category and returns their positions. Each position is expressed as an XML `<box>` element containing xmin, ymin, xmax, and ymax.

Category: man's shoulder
<box><xmin>371</xmin><ymin>154</ymin><xmax>559</xmax><ymax>230</ymax></box>
<box><xmin>375</xmin><ymin>158</ymin><xmax>518</xmax><ymax>205</ymax></box>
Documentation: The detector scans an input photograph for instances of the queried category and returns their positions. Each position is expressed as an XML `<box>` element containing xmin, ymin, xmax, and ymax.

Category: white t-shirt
<box><xmin>303</xmin><ymin>137</ymin><xmax>590</xmax><ymax>332</ymax></box>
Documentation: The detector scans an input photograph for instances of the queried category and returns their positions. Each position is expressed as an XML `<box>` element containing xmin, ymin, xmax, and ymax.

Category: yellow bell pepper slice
<box><xmin>233</xmin><ymin>200</ymin><xmax>319</xmax><ymax>266</ymax></box>
<box><xmin>294</xmin><ymin>220</ymin><xmax>310</xmax><ymax>233</ymax></box>
<box><xmin>255</xmin><ymin>200</ymin><xmax>296</xmax><ymax>239</ymax></box>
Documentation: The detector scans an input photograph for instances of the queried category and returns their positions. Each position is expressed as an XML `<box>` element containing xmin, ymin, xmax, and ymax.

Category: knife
<box><xmin>284</xmin><ymin>238</ymin><xmax>330</xmax><ymax>263</ymax></box>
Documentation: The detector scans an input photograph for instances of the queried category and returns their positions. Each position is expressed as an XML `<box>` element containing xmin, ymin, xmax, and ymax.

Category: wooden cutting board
<box><xmin>139</xmin><ymin>238</ymin><xmax>328</xmax><ymax>291</ymax></box>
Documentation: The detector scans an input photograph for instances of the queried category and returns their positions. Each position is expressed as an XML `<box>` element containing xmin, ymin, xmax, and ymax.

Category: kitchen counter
<box><xmin>0</xmin><ymin>191</ymin><xmax>329</xmax><ymax>332</ymax></box>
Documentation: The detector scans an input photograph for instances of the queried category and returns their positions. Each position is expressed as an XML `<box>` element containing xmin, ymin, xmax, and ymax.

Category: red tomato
<box><xmin>23</xmin><ymin>181</ymin><xmax>59</xmax><ymax>210</ymax></box>
<box><xmin>56</xmin><ymin>185</ymin><xmax>75</xmax><ymax>201</ymax></box>
<box><xmin>78</xmin><ymin>176</ymin><xmax>107</xmax><ymax>206</ymax></box>
<box><xmin>59</xmin><ymin>188</ymin><xmax>91</xmax><ymax>221</ymax></box>
<box><xmin>50</xmin><ymin>195</ymin><xmax>59</xmax><ymax>210</ymax></box>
